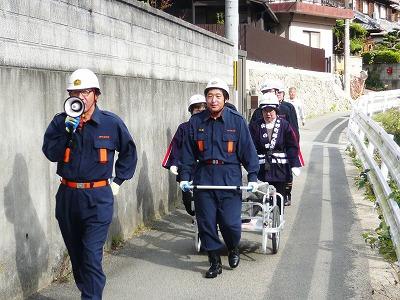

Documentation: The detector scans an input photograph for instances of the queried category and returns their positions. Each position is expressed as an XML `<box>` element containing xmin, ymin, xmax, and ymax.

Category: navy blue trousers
<box><xmin>194</xmin><ymin>190</ymin><xmax>242</xmax><ymax>251</ymax></box>
<box><xmin>55</xmin><ymin>185</ymin><xmax>113</xmax><ymax>300</ymax></box>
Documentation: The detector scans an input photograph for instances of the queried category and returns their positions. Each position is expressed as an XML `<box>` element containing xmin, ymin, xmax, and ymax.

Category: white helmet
<box><xmin>67</xmin><ymin>69</ymin><xmax>101</xmax><ymax>93</ymax></box>
<box><xmin>259</xmin><ymin>93</ymin><xmax>280</xmax><ymax>109</ymax></box>
<box><xmin>187</xmin><ymin>94</ymin><xmax>206</xmax><ymax>112</ymax></box>
<box><xmin>275</xmin><ymin>80</ymin><xmax>285</xmax><ymax>93</ymax></box>
<box><xmin>204</xmin><ymin>78</ymin><xmax>230</xmax><ymax>99</ymax></box>
<box><xmin>260</xmin><ymin>80</ymin><xmax>279</xmax><ymax>93</ymax></box>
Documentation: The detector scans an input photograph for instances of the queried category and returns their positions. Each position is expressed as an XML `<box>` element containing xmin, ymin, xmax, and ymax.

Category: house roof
<box><xmin>192</xmin><ymin>0</ymin><xmax>279</xmax><ymax>23</ymax></box>
<box><xmin>269</xmin><ymin>1</ymin><xmax>354</xmax><ymax>19</ymax></box>
<box><xmin>353</xmin><ymin>10</ymin><xmax>400</xmax><ymax>34</ymax></box>
<box><xmin>248</xmin><ymin>0</ymin><xmax>279</xmax><ymax>23</ymax></box>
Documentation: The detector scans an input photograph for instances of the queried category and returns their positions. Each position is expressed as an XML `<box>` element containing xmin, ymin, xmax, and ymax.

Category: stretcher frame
<box><xmin>189</xmin><ymin>183</ymin><xmax>285</xmax><ymax>254</ymax></box>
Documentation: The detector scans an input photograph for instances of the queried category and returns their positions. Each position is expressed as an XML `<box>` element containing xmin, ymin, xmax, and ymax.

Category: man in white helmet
<box><xmin>179</xmin><ymin>78</ymin><xmax>259</xmax><ymax>278</ymax></box>
<box><xmin>42</xmin><ymin>69</ymin><xmax>137</xmax><ymax>299</ymax></box>
<box><xmin>162</xmin><ymin>94</ymin><xmax>207</xmax><ymax>216</ymax></box>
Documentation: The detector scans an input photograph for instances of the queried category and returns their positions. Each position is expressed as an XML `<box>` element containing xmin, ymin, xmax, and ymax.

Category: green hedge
<box><xmin>373</xmin><ymin>108</ymin><xmax>400</xmax><ymax>145</ymax></box>
<box><xmin>362</xmin><ymin>50</ymin><xmax>400</xmax><ymax>64</ymax></box>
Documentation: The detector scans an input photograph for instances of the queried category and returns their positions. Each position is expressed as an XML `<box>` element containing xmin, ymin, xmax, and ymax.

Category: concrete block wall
<box><xmin>365</xmin><ymin>63</ymin><xmax>400</xmax><ymax>90</ymax></box>
<box><xmin>0</xmin><ymin>0</ymin><xmax>233</xmax><ymax>298</ymax></box>
<box><xmin>246</xmin><ymin>61</ymin><xmax>351</xmax><ymax>119</ymax></box>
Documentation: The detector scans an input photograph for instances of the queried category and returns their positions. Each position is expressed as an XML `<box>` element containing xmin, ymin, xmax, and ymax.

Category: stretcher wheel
<box><xmin>261</xmin><ymin>224</ymin><xmax>268</xmax><ymax>254</ymax></box>
<box><xmin>271</xmin><ymin>206</ymin><xmax>281</xmax><ymax>254</ymax></box>
<box><xmin>194</xmin><ymin>232</ymin><xmax>202</xmax><ymax>252</ymax></box>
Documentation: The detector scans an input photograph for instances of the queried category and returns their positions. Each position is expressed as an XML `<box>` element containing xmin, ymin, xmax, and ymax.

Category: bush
<box><xmin>365</xmin><ymin>71</ymin><xmax>385</xmax><ymax>90</ymax></box>
<box><xmin>333</xmin><ymin>20</ymin><xmax>367</xmax><ymax>55</ymax></box>
<box><xmin>373</xmin><ymin>108</ymin><xmax>400</xmax><ymax>145</ymax></box>
<box><xmin>362</xmin><ymin>50</ymin><xmax>400</xmax><ymax>64</ymax></box>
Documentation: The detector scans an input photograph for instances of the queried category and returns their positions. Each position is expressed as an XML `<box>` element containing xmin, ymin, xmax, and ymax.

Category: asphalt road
<box><xmin>30</xmin><ymin>112</ymin><xmax>374</xmax><ymax>300</ymax></box>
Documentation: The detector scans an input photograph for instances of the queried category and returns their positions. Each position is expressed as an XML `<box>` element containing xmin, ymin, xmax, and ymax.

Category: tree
<box><xmin>139</xmin><ymin>0</ymin><xmax>173</xmax><ymax>10</ymax></box>
<box><xmin>377</xmin><ymin>29</ymin><xmax>400</xmax><ymax>51</ymax></box>
<box><xmin>333</xmin><ymin>20</ymin><xmax>367</xmax><ymax>55</ymax></box>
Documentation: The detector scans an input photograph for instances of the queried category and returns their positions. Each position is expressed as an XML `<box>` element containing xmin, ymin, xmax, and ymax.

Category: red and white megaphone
<box><xmin>64</xmin><ymin>96</ymin><xmax>85</xmax><ymax>118</ymax></box>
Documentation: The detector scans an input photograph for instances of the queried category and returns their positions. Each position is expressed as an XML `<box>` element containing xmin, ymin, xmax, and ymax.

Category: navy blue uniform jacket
<box><xmin>42</xmin><ymin>106</ymin><xmax>137</xmax><ymax>185</ymax></box>
<box><xmin>180</xmin><ymin>107</ymin><xmax>259</xmax><ymax>186</ymax></box>
<box><xmin>162</xmin><ymin>121</ymin><xmax>189</xmax><ymax>182</ymax></box>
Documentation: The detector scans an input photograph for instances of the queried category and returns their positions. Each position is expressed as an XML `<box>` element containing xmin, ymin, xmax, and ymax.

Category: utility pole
<box><xmin>225</xmin><ymin>0</ymin><xmax>239</xmax><ymax>106</ymax></box>
<box><xmin>344</xmin><ymin>0</ymin><xmax>351</xmax><ymax>97</ymax></box>
<box><xmin>344</xmin><ymin>19</ymin><xmax>351</xmax><ymax>97</ymax></box>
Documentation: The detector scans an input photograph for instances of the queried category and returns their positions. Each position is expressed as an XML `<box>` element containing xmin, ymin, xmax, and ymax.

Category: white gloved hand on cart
<box><xmin>179</xmin><ymin>181</ymin><xmax>191</xmax><ymax>192</ymax></box>
<box><xmin>169</xmin><ymin>165</ymin><xmax>178</xmax><ymax>175</ymax></box>
<box><xmin>111</xmin><ymin>182</ymin><xmax>120</xmax><ymax>196</ymax></box>
<box><xmin>291</xmin><ymin>167</ymin><xmax>301</xmax><ymax>177</ymax></box>
<box><xmin>248</xmin><ymin>182</ymin><xmax>258</xmax><ymax>193</ymax></box>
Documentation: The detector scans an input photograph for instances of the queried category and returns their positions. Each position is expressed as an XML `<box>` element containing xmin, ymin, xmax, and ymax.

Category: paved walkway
<box><xmin>30</xmin><ymin>112</ymin><xmax>382</xmax><ymax>300</ymax></box>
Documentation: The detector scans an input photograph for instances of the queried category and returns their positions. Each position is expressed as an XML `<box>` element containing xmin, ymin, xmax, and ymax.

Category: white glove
<box><xmin>169</xmin><ymin>165</ymin><xmax>178</xmax><ymax>175</ymax></box>
<box><xmin>291</xmin><ymin>167</ymin><xmax>301</xmax><ymax>177</ymax></box>
<box><xmin>248</xmin><ymin>182</ymin><xmax>258</xmax><ymax>193</ymax></box>
<box><xmin>179</xmin><ymin>181</ymin><xmax>191</xmax><ymax>192</ymax></box>
<box><xmin>111</xmin><ymin>182</ymin><xmax>120</xmax><ymax>196</ymax></box>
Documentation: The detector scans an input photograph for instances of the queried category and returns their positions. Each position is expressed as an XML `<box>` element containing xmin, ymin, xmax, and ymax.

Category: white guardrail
<box><xmin>347</xmin><ymin>90</ymin><xmax>400</xmax><ymax>264</ymax></box>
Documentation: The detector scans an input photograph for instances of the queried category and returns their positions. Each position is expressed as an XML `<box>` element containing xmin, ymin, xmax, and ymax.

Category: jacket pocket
<box><xmin>222</xmin><ymin>133</ymin><xmax>238</xmax><ymax>154</ymax></box>
<box><xmin>94</xmin><ymin>140</ymin><xmax>116</xmax><ymax>164</ymax></box>
<box><xmin>195</xmin><ymin>132</ymin><xmax>207</xmax><ymax>152</ymax></box>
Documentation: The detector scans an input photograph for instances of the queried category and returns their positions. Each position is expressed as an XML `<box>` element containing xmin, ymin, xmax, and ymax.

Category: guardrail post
<box><xmin>383</xmin><ymin>94</ymin><xmax>387</xmax><ymax>112</ymax></box>
<box><xmin>359</xmin><ymin>130</ymin><xmax>365</xmax><ymax>143</ymax></box>
<box><xmin>367</xmin><ymin>140</ymin><xmax>374</xmax><ymax>157</ymax></box>
<box><xmin>381</xmin><ymin>162</ymin><xmax>389</xmax><ymax>181</ymax></box>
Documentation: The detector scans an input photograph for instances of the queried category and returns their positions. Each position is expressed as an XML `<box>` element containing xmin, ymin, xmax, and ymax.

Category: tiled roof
<box><xmin>353</xmin><ymin>10</ymin><xmax>400</xmax><ymax>33</ymax></box>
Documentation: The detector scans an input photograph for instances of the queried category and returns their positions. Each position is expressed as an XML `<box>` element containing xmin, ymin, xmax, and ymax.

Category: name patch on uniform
<box><xmin>98</xmin><ymin>135</ymin><xmax>110</xmax><ymax>139</ymax></box>
<box><xmin>226</xmin><ymin>129</ymin><xmax>236</xmax><ymax>133</ymax></box>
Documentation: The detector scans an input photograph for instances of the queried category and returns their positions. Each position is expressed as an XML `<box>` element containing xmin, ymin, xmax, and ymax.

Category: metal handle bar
<box><xmin>189</xmin><ymin>182</ymin><xmax>269</xmax><ymax>193</ymax></box>
<box><xmin>189</xmin><ymin>185</ymin><xmax>251</xmax><ymax>191</ymax></box>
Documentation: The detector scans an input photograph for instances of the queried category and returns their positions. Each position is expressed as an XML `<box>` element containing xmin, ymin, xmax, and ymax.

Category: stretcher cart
<box><xmin>189</xmin><ymin>183</ymin><xmax>285</xmax><ymax>254</ymax></box>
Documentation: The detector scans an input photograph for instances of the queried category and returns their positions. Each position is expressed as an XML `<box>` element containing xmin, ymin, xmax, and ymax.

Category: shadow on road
<box><xmin>266</xmin><ymin>116</ymin><xmax>364</xmax><ymax>299</ymax></box>
<box><xmin>113</xmin><ymin>210</ymin><xmax>208</xmax><ymax>274</ymax></box>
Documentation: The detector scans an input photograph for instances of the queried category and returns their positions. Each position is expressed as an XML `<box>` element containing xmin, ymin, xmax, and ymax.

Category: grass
<box><xmin>346</xmin><ymin>145</ymin><xmax>398</xmax><ymax>262</ymax></box>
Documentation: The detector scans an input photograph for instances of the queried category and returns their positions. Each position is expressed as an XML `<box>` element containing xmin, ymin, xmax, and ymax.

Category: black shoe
<box><xmin>228</xmin><ymin>247</ymin><xmax>240</xmax><ymax>269</ymax></box>
<box><xmin>205</xmin><ymin>251</ymin><xmax>222</xmax><ymax>278</ymax></box>
<box><xmin>284</xmin><ymin>199</ymin><xmax>291</xmax><ymax>206</ymax></box>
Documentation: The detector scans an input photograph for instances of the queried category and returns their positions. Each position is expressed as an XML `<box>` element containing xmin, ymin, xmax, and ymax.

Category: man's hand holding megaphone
<box><xmin>65</xmin><ymin>116</ymin><xmax>80</xmax><ymax>133</ymax></box>
<box><xmin>64</xmin><ymin>96</ymin><xmax>85</xmax><ymax>133</ymax></box>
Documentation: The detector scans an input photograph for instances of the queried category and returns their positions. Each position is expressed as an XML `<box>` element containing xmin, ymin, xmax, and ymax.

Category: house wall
<box><xmin>289</xmin><ymin>21</ymin><xmax>334</xmax><ymax>62</ymax></box>
<box><xmin>246</xmin><ymin>60</ymin><xmax>351</xmax><ymax>119</ymax></box>
<box><xmin>335</xmin><ymin>55</ymin><xmax>363</xmax><ymax>76</ymax></box>
<box><xmin>273</xmin><ymin>14</ymin><xmax>335</xmax><ymax>72</ymax></box>
<box><xmin>0</xmin><ymin>0</ymin><xmax>233</xmax><ymax>299</ymax></box>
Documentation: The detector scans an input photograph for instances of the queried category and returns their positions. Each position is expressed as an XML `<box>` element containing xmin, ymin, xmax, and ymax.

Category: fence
<box><xmin>347</xmin><ymin>91</ymin><xmax>400</xmax><ymax>263</ymax></box>
<box><xmin>197</xmin><ymin>24</ymin><xmax>326</xmax><ymax>72</ymax></box>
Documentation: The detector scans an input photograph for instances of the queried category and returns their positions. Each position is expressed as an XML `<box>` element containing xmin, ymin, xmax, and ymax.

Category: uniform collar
<box><xmin>203</xmin><ymin>107</ymin><xmax>227</xmax><ymax>122</ymax></box>
<box><xmin>90</xmin><ymin>106</ymin><xmax>101</xmax><ymax>124</ymax></box>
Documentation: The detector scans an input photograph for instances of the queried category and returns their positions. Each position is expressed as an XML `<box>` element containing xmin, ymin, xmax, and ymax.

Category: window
<box><xmin>362</xmin><ymin>0</ymin><xmax>368</xmax><ymax>14</ymax></box>
<box><xmin>303</xmin><ymin>31</ymin><xmax>320</xmax><ymax>48</ymax></box>
<box><xmin>374</xmin><ymin>3</ymin><xmax>379</xmax><ymax>18</ymax></box>
<box><xmin>380</xmin><ymin>5</ymin><xmax>386</xmax><ymax>19</ymax></box>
